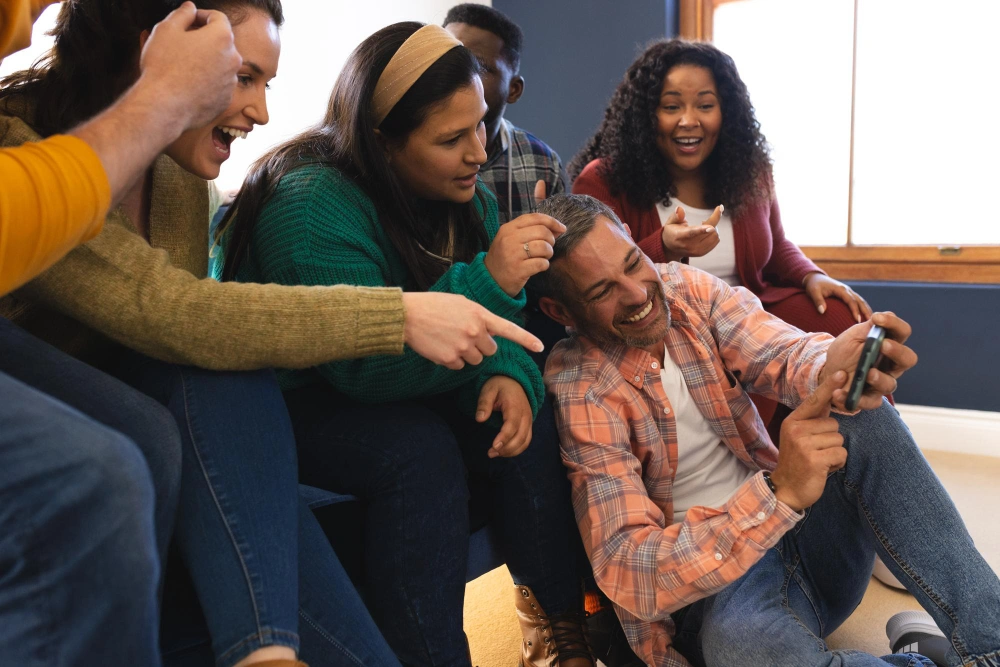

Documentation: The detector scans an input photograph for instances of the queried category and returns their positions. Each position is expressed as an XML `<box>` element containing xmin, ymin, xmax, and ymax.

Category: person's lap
<box><xmin>285</xmin><ymin>384</ymin><xmax>583</xmax><ymax>666</ymax></box>
<box><xmin>673</xmin><ymin>403</ymin><xmax>998</xmax><ymax>667</ymax></box>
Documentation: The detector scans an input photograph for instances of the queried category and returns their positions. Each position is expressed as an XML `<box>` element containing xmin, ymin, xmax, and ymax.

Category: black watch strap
<box><xmin>762</xmin><ymin>471</ymin><xmax>777</xmax><ymax>495</ymax></box>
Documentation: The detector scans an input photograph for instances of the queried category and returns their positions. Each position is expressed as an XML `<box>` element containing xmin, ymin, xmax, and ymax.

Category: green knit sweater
<box><xmin>235</xmin><ymin>164</ymin><xmax>545</xmax><ymax>417</ymax></box>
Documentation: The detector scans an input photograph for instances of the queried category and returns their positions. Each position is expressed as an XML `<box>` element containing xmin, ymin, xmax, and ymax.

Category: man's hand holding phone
<box><xmin>819</xmin><ymin>311</ymin><xmax>918</xmax><ymax>412</ymax></box>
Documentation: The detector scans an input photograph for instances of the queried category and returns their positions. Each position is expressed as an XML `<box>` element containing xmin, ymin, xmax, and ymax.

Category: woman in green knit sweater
<box><xmin>221</xmin><ymin>22</ymin><xmax>593</xmax><ymax>667</ymax></box>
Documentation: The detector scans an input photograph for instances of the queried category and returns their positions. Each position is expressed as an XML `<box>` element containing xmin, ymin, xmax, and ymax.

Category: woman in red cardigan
<box><xmin>570</xmin><ymin>39</ymin><xmax>877</xmax><ymax>432</ymax></box>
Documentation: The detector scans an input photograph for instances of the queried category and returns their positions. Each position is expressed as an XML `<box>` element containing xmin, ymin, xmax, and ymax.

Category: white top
<box><xmin>659</xmin><ymin>345</ymin><xmax>755</xmax><ymax>524</ymax></box>
<box><xmin>655</xmin><ymin>199</ymin><xmax>741</xmax><ymax>287</ymax></box>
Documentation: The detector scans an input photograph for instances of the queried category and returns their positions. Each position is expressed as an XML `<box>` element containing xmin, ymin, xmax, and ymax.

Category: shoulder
<box><xmin>573</xmin><ymin>158</ymin><xmax>611</xmax><ymax>190</ymax></box>
<box><xmin>545</xmin><ymin>334</ymin><xmax>623</xmax><ymax>406</ymax></box>
<box><xmin>659</xmin><ymin>262</ymin><xmax>724</xmax><ymax>315</ymax></box>
<box><xmin>0</xmin><ymin>112</ymin><xmax>43</xmax><ymax>148</ymax></box>
<box><xmin>509</xmin><ymin>122</ymin><xmax>562</xmax><ymax>162</ymax></box>
<box><xmin>264</xmin><ymin>164</ymin><xmax>377</xmax><ymax>227</ymax></box>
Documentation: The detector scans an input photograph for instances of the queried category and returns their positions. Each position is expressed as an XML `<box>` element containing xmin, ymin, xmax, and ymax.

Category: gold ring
<box><xmin>523</xmin><ymin>242</ymin><xmax>531</xmax><ymax>258</ymax></box>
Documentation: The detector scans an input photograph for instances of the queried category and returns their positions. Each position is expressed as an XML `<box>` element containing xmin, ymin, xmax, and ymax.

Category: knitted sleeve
<box><xmin>249</xmin><ymin>166</ymin><xmax>545</xmax><ymax>417</ymax></box>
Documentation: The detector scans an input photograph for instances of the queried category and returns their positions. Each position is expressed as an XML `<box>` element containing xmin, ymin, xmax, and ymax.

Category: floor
<box><xmin>462</xmin><ymin>450</ymin><xmax>1000</xmax><ymax>666</ymax></box>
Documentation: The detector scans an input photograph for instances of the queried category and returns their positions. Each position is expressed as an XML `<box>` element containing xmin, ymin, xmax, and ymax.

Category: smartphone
<box><xmin>844</xmin><ymin>325</ymin><xmax>886</xmax><ymax>411</ymax></box>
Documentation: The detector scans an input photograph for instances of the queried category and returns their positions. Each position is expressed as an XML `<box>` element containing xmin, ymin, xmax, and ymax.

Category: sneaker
<box><xmin>887</xmin><ymin>611</ymin><xmax>950</xmax><ymax>667</ymax></box>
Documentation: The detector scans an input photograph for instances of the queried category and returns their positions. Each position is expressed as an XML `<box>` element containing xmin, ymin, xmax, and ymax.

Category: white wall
<box><xmin>0</xmin><ymin>0</ymin><xmax>490</xmax><ymax>191</ymax></box>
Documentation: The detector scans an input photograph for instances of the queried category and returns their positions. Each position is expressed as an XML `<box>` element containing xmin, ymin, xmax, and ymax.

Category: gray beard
<box><xmin>573</xmin><ymin>295</ymin><xmax>671</xmax><ymax>350</ymax></box>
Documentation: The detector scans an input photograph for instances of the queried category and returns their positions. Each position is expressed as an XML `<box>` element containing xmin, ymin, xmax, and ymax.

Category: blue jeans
<box><xmin>670</xmin><ymin>402</ymin><xmax>1000</xmax><ymax>667</ymax></box>
<box><xmin>286</xmin><ymin>386</ymin><xmax>584</xmax><ymax>667</ymax></box>
<box><xmin>0</xmin><ymin>319</ymin><xmax>183</xmax><ymax>666</ymax></box>
<box><xmin>107</xmin><ymin>352</ymin><xmax>399</xmax><ymax>667</ymax></box>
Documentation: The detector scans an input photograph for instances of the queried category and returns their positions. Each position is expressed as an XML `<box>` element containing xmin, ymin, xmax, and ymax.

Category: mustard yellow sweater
<box><xmin>0</xmin><ymin>111</ymin><xmax>406</xmax><ymax>369</ymax></box>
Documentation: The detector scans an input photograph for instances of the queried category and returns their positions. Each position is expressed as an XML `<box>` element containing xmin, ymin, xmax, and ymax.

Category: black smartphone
<box><xmin>844</xmin><ymin>325</ymin><xmax>886</xmax><ymax>411</ymax></box>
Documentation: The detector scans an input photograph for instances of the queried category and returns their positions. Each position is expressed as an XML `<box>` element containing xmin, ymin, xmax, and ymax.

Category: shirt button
<box><xmin>634</xmin><ymin>376</ymin><xmax>641</xmax><ymax>382</ymax></box>
<box><xmin>757</xmin><ymin>512</ymin><xmax>767</xmax><ymax>521</ymax></box>
<box><xmin>663</xmin><ymin>406</ymin><xmax>671</xmax><ymax>415</ymax></box>
<box><xmin>651</xmin><ymin>362</ymin><xmax>658</xmax><ymax>369</ymax></box>
<box><xmin>715</xmin><ymin>552</ymin><xmax>723</xmax><ymax>561</ymax></box>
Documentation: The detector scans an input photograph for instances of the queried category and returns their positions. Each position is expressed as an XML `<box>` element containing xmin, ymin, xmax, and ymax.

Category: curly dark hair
<box><xmin>568</xmin><ymin>39</ymin><xmax>772</xmax><ymax>213</ymax></box>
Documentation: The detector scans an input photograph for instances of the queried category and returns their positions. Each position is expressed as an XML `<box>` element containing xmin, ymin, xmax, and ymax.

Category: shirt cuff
<box><xmin>731</xmin><ymin>472</ymin><xmax>803</xmax><ymax>548</ymax></box>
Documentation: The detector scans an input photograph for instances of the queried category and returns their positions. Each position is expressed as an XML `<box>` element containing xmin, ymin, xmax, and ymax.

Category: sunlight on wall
<box><xmin>0</xmin><ymin>1</ymin><xmax>490</xmax><ymax>192</ymax></box>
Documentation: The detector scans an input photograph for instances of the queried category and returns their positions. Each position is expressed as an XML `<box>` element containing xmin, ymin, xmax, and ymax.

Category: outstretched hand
<box><xmin>660</xmin><ymin>205</ymin><xmax>722</xmax><ymax>261</ymax></box>
<box><xmin>402</xmin><ymin>293</ymin><xmax>542</xmax><ymax>370</ymax></box>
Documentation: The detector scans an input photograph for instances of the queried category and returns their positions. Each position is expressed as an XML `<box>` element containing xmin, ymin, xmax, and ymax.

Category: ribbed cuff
<box><xmin>353</xmin><ymin>287</ymin><xmax>405</xmax><ymax>357</ymax></box>
<box><xmin>464</xmin><ymin>252</ymin><xmax>527</xmax><ymax>319</ymax></box>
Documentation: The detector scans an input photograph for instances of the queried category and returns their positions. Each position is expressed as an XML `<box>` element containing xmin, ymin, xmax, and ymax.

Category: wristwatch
<box><xmin>762</xmin><ymin>471</ymin><xmax>778</xmax><ymax>495</ymax></box>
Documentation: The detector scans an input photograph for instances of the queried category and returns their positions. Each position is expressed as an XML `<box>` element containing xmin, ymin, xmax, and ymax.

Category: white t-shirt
<box><xmin>659</xmin><ymin>345</ymin><xmax>755</xmax><ymax>524</ymax></box>
<box><xmin>655</xmin><ymin>199</ymin><xmax>741</xmax><ymax>287</ymax></box>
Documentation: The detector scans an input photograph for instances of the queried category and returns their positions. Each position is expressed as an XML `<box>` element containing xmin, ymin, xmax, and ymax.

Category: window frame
<box><xmin>678</xmin><ymin>0</ymin><xmax>1000</xmax><ymax>284</ymax></box>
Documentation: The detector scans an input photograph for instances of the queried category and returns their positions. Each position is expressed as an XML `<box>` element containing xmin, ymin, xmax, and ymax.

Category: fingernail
<box><xmin>494</xmin><ymin>441</ymin><xmax>503</xmax><ymax>450</ymax></box>
<box><xmin>719</xmin><ymin>204</ymin><xmax>725</xmax><ymax>213</ymax></box>
<box><xmin>705</xmin><ymin>227</ymin><xmax>714</xmax><ymax>234</ymax></box>
<box><xmin>835</xmin><ymin>370</ymin><xmax>846</xmax><ymax>380</ymax></box>
<box><xmin>819</xmin><ymin>305</ymin><xmax>826</xmax><ymax>314</ymax></box>
<box><xmin>477</xmin><ymin>411</ymin><xmax>486</xmax><ymax>420</ymax></box>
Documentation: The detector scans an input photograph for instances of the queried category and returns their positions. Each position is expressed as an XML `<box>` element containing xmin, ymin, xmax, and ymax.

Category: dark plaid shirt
<box><xmin>478</xmin><ymin>119</ymin><xmax>567</xmax><ymax>224</ymax></box>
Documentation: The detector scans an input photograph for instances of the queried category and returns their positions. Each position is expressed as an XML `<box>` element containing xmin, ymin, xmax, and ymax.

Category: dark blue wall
<box><xmin>493</xmin><ymin>0</ymin><xmax>674</xmax><ymax>166</ymax></box>
<box><xmin>848</xmin><ymin>282</ymin><xmax>999</xmax><ymax>412</ymax></box>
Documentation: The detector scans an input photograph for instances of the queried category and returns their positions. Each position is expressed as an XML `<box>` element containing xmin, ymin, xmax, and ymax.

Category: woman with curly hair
<box><xmin>571</xmin><ymin>38</ymin><xmax>877</xmax><ymax>433</ymax></box>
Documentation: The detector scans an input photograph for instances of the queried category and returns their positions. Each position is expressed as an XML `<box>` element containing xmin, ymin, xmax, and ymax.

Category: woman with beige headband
<box><xmin>220</xmin><ymin>21</ymin><xmax>594</xmax><ymax>667</ymax></box>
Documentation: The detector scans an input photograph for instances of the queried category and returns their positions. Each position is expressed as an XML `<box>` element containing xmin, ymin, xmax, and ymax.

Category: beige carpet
<box><xmin>463</xmin><ymin>450</ymin><xmax>1000</xmax><ymax>666</ymax></box>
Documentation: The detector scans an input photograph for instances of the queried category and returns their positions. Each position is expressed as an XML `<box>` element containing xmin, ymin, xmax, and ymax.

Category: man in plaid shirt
<box><xmin>531</xmin><ymin>195</ymin><xmax>1000</xmax><ymax>667</ymax></box>
<box><xmin>444</xmin><ymin>4</ymin><xmax>566</xmax><ymax>225</ymax></box>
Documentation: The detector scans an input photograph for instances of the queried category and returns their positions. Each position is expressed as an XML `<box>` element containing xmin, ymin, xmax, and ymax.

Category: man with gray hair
<box><xmin>532</xmin><ymin>194</ymin><xmax>1000</xmax><ymax>667</ymax></box>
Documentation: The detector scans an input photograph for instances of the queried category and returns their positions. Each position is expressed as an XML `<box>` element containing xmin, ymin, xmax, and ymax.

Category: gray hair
<box><xmin>528</xmin><ymin>194</ymin><xmax>626</xmax><ymax>300</ymax></box>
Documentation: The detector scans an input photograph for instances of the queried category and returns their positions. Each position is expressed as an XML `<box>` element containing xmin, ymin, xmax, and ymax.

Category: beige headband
<box><xmin>372</xmin><ymin>24</ymin><xmax>463</xmax><ymax>127</ymax></box>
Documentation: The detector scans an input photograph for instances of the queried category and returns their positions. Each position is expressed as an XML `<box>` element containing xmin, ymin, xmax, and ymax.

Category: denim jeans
<box><xmin>107</xmin><ymin>352</ymin><xmax>399</xmax><ymax>667</ymax></box>
<box><xmin>670</xmin><ymin>401</ymin><xmax>1000</xmax><ymax>667</ymax></box>
<box><xmin>0</xmin><ymin>319</ymin><xmax>183</xmax><ymax>666</ymax></box>
<box><xmin>285</xmin><ymin>386</ymin><xmax>584</xmax><ymax>667</ymax></box>
<box><xmin>0</xmin><ymin>318</ymin><xmax>182</xmax><ymax>560</ymax></box>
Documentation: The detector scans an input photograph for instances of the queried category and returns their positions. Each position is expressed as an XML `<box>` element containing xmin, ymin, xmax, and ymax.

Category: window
<box><xmin>681</xmin><ymin>0</ymin><xmax>1000</xmax><ymax>283</ymax></box>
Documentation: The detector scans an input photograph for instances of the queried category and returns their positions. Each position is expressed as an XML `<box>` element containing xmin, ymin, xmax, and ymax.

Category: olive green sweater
<box><xmin>0</xmin><ymin>110</ymin><xmax>406</xmax><ymax>369</ymax></box>
<box><xmin>235</xmin><ymin>164</ymin><xmax>545</xmax><ymax>417</ymax></box>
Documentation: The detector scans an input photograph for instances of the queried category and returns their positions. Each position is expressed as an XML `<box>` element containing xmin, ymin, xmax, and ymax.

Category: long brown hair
<box><xmin>218</xmin><ymin>21</ymin><xmax>491</xmax><ymax>290</ymax></box>
<box><xmin>0</xmin><ymin>0</ymin><xmax>284</xmax><ymax>137</ymax></box>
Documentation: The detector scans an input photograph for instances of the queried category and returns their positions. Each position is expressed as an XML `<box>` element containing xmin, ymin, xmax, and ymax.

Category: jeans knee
<box><xmin>81</xmin><ymin>428</ymin><xmax>158</xmax><ymax>519</ymax></box>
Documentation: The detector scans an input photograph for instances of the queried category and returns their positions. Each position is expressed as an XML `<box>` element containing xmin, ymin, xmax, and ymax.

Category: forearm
<box><xmin>579</xmin><ymin>471</ymin><xmax>799</xmax><ymax>620</ymax></box>
<box><xmin>69</xmin><ymin>75</ymin><xmax>189</xmax><ymax>207</ymax></box>
<box><xmin>15</xmin><ymin>224</ymin><xmax>407</xmax><ymax>370</ymax></box>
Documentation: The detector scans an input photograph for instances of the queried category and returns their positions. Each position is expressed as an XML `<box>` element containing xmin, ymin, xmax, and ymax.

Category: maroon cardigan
<box><xmin>573</xmin><ymin>158</ymin><xmax>824</xmax><ymax>306</ymax></box>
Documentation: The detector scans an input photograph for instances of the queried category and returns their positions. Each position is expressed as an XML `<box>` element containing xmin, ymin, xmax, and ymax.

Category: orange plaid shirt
<box><xmin>546</xmin><ymin>263</ymin><xmax>833</xmax><ymax>666</ymax></box>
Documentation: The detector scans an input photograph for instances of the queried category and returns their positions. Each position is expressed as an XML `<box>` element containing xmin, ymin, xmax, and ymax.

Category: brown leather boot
<box><xmin>514</xmin><ymin>585</ymin><xmax>595</xmax><ymax>667</ymax></box>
